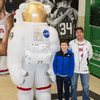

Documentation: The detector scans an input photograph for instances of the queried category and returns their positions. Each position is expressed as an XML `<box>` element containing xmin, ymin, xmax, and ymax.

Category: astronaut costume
<box><xmin>8</xmin><ymin>1</ymin><xmax>60</xmax><ymax>100</ymax></box>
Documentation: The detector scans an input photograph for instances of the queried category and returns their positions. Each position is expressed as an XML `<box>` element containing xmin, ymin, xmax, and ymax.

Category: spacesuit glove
<box><xmin>9</xmin><ymin>67</ymin><xmax>28</xmax><ymax>86</ymax></box>
<box><xmin>46</xmin><ymin>71</ymin><xmax>50</xmax><ymax>76</ymax></box>
<box><xmin>46</xmin><ymin>68</ymin><xmax>56</xmax><ymax>83</ymax></box>
<box><xmin>49</xmin><ymin>74</ymin><xmax>56</xmax><ymax>83</ymax></box>
<box><xmin>46</xmin><ymin>66</ymin><xmax>52</xmax><ymax>75</ymax></box>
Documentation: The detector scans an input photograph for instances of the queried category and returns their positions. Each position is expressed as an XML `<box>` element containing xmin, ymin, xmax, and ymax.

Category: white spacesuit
<box><xmin>7</xmin><ymin>1</ymin><xmax>60</xmax><ymax>100</ymax></box>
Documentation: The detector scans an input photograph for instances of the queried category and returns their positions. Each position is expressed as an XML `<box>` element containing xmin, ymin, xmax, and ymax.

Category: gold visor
<box><xmin>22</xmin><ymin>3</ymin><xmax>48</xmax><ymax>23</ymax></box>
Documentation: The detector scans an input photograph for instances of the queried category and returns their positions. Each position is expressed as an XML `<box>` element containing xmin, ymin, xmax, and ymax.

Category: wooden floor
<box><xmin>0</xmin><ymin>74</ymin><xmax>100</xmax><ymax>100</ymax></box>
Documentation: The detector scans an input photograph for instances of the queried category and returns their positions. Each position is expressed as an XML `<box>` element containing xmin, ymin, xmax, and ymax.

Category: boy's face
<box><xmin>75</xmin><ymin>29</ymin><xmax>84</xmax><ymax>40</ymax></box>
<box><xmin>60</xmin><ymin>42</ymin><xmax>68</xmax><ymax>52</ymax></box>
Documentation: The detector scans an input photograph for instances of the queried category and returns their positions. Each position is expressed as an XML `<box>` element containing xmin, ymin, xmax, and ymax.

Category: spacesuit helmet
<box><xmin>19</xmin><ymin>2</ymin><xmax>51</xmax><ymax>23</ymax></box>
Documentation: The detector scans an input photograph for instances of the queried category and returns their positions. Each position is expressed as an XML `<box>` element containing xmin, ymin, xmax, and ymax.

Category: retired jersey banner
<box><xmin>5</xmin><ymin>0</ymin><xmax>79</xmax><ymax>13</ymax></box>
<box><xmin>5</xmin><ymin>0</ymin><xmax>79</xmax><ymax>41</ymax></box>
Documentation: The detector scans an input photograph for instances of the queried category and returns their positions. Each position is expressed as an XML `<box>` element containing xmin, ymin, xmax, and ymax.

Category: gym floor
<box><xmin>0</xmin><ymin>74</ymin><xmax>100</xmax><ymax>100</ymax></box>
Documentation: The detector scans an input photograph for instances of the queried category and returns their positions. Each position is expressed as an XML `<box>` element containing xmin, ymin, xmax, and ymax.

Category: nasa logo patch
<box><xmin>9</xmin><ymin>32</ymin><xmax>14</xmax><ymax>40</ymax></box>
<box><xmin>43</xmin><ymin>30</ymin><xmax>50</xmax><ymax>38</ymax></box>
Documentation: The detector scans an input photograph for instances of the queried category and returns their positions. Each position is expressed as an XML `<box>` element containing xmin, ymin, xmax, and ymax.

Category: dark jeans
<box><xmin>56</xmin><ymin>75</ymin><xmax>71</xmax><ymax>100</ymax></box>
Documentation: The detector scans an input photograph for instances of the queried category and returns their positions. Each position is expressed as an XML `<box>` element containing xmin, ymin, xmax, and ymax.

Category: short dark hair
<box><xmin>75</xmin><ymin>27</ymin><xmax>84</xmax><ymax>33</ymax></box>
<box><xmin>60</xmin><ymin>39</ymin><xmax>69</xmax><ymax>46</ymax></box>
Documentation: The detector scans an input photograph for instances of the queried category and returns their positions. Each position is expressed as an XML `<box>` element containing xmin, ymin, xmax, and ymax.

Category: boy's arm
<box><xmin>0</xmin><ymin>14</ymin><xmax>14</xmax><ymax>56</ymax></box>
<box><xmin>53</xmin><ymin>53</ymin><xmax>58</xmax><ymax>75</ymax></box>
<box><xmin>68</xmin><ymin>53</ymin><xmax>74</xmax><ymax>78</ymax></box>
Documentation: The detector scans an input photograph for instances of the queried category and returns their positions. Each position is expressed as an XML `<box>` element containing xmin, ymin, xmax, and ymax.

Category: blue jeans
<box><xmin>71</xmin><ymin>73</ymin><xmax>90</xmax><ymax>100</ymax></box>
<box><xmin>56</xmin><ymin>75</ymin><xmax>71</xmax><ymax>100</ymax></box>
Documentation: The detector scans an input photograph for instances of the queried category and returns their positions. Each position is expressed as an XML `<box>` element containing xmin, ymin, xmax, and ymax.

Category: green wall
<box><xmin>84</xmin><ymin>0</ymin><xmax>100</xmax><ymax>78</ymax></box>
